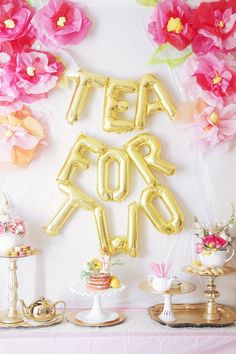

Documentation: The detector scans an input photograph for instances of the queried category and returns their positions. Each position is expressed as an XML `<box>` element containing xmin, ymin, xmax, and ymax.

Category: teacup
<box><xmin>148</xmin><ymin>275</ymin><xmax>175</xmax><ymax>292</ymax></box>
<box><xmin>199</xmin><ymin>248</ymin><xmax>234</xmax><ymax>267</ymax></box>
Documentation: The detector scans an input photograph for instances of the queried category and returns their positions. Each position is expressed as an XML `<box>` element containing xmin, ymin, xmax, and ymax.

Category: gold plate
<box><xmin>139</xmin><ymin>281</ymin><xmax>196</xmax><ymax>296</ymax></box>
<box><xmin>67</xmin><ymin>311</ymin><xmax>125</xmax><ymax>327</ymax></box>
<box><xmin>183</xmin><ymin>265</ymin><xmax>236</xmax><ymax>277</ymax></box>
<box><xmin>148</xmin><ymin>303</ymin><xmax>236</xmax><ymax>327</ymax></box>
<box><xmin>0</xmin><ymin>248</ymin><xmax>41</xmax><ymax>259</ymax></box>
<box><xmin>0</xmin><ymin>313</ymin><xmax>64</xmax><ymax>328</ymax></box>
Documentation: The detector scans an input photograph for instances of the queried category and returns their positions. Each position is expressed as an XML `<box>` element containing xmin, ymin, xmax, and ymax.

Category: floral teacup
<box><xmin>199</xmin><ymin>248</ymin><xmax>234</xmax><ymax>267</ymax></box>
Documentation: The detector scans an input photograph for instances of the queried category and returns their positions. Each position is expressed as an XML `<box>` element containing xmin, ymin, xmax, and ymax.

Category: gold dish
<box><xmin>148</xmin><ymin>303</ymin><xmax>236</xmax><ymax>327</ymax></box>
<box><xmin>139</xmin><ymin>281</ymin><xmax>196</xmax><ymax>295</ymax></box>
<box><xmin>0</xmin><ymin>312</ymin><xmax>64</xmax><ymax>328</ymax></box>
<box><xmin>67</xmin><ymin>311</ymin><xmax>125</xmax><ymax>327</ymax></box>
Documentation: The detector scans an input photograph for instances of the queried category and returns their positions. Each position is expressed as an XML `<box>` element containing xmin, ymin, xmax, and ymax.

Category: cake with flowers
<box><xmin>0</xmin><ymin>193</ymin><xmax>27</xmax><ymax>254</ymax></box>
<box><xmin>81</xmin><ymin>256</ymin><xmax>121</xmax><ymax>290</ymax></box>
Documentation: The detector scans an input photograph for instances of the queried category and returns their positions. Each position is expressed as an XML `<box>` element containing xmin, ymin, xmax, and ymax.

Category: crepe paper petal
<box><xmin>22</xmin><ymin>117</ymin><xmax>45</xmax><ymax>139</ymax></box>
<box><xmin>136</xmin><ymin>0</ymin><xmax>158</xmax><ymax>6</ymax></box>
<box><xmin>148</xmin><ymin>43</ymin><xmax>192</xmax><ymax>67</ymax></box>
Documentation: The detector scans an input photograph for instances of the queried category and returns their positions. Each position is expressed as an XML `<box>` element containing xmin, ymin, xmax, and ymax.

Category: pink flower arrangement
<box><xmin>0</xmin><ymin>217</ymin><xmax>26</xmax><ymax>237</ymax></box>
<box><xmin>148</xmin><ymin>0</ymin><xmax>195</xmax><ymax>50</ymax></box>
<box><xmin>194</xmin><ymin>209</ymin><xmax>235</xmax><ymax>255</ymax></box>
<box><xmin>31</xmin><ymin>0</ymin><xmax>92</xmax><ymax>49</ymax></box>
<box><xmin>0</xmin><ymin>0</ymin><xmax>92</xmax><ymax>113</ymax></box>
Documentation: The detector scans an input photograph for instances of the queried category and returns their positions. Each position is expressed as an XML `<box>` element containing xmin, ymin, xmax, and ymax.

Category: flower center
<box><xmin>216</xmin><ymin>19</ymin><xmax>224</xmax><ymax>29</ymax></box>
<box><xmin>209</xmin><ymin>112</ymin><xmax>219</xmax><ymax>125</ymax></box>
<box><xmin>26</xmin><ymin>66</ymin><xmax>36</xmax><ymax>77</ymax></box>
<box><xmin>57</xmin><ymin>16</ymin><xmax>67</xmax><ymax>27</ymax></box>
<box><xmin>4</xmin><ymin>19</ymin><xmax>15</xmax><ymax>29</ymax></box>
<box><xmin>213</xmin><ymin>72</ymin><xmax>222</xmax><ymax>85</ymax></box>
<box><xmin>167</xmin><ymin>17</ymin><xmax>183</xmax><ymax>34</ymax></box>
<box><xmin>5</xmin><ymin>129</ymin><xmax>14</xmax><ymax>138</ymax></box>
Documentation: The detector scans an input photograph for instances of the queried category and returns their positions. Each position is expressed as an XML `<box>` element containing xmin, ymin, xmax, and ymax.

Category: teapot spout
<box><xmin>19</xmin><ymin>299</ymin><xmax>30</xmax><ymax>319</ymax></box>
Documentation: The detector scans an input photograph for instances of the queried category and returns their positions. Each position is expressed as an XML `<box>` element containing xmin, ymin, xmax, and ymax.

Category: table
<box><xmin>1</xmin><ymin>309</ymin><xmax>236</xmax><ymax>354</ymax></box>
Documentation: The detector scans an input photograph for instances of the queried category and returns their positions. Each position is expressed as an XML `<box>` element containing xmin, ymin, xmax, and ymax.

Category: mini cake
<box><xmin>81</xmin><ymin>256</ymin><xmax>121</xmax><ymax>290</ymax></box>
<box><xmin>0</xmin><ymin>194</ymin><xmax>27</xmax><ymax>254</ymax></box>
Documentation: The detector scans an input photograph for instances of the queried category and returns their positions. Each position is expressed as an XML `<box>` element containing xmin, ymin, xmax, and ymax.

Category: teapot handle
<box><xmin>225</xmin><ymin>247</ymin><xmax>235</xmax><ymax>264</ymax></box>
<box><xmin>54</xmin><ymin>300</ymin><xmax>66</xmax><ymax>314</ymax></box>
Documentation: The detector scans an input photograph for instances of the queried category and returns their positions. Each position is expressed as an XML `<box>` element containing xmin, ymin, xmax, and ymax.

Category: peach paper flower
<box><xmin>0</xmin><ymin>107</ymin><xmax>47</xmax><ymax>166</ymax></box>
<box><xmin>31</xmin><ymin>0</ymin><xmax>92</xmax><ymax>49</ymax></box>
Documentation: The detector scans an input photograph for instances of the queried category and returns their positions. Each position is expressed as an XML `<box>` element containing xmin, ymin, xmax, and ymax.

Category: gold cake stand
<box><xmin>0</xmin><ymin>249</ymin><xmax>41</xmax><ymax>325</ymax></box>
<box><xmin>183</xmin><ymin>265</ymin><xmax>236</xmax><ymax>322</ymax></box>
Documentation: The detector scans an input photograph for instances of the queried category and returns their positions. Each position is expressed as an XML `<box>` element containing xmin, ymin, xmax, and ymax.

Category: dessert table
<box><xmin>1</xmin><ymin>309</ymin><xmax>236</xmax><ymax>354</ymax></box>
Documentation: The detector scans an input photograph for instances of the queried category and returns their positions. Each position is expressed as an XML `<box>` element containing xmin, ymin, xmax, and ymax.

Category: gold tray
<box><xmin>67</xmin><ymin>311</ymin><xmax>125</xmax><ymax>327</ymax></box>
<box><xmin>0</xmin><ymin>313</ymin><xmax>64</xmax><ymax>328</ymax></box>
<box><xmin>148</xmin><ymin>303</ymin><xmax>236</xmax><ymax>328</ymax></box>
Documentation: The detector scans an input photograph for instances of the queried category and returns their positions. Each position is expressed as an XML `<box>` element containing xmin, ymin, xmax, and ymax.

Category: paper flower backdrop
<box><xmin>140</xmin><ymin>0</ymin><xmax>236</xmax><ymax>153</ymax></box>
<box><xmin>0</xmin><ymin>107</ymin><xmax>47</xmax><ymax>166</ymax></box>
<box><xmin>0</xmin><ymin>0</ymin><xmax>92</xmax><ymax>115</ymax></box>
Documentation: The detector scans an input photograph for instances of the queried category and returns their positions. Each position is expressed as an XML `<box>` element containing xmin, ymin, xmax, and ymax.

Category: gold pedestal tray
<box><xmin>67</xmin><ymin>311</ymin><xmax>125</xmax><ymax>327</ymax></box>
<box><xmin>148</xmin><ymin>303</ymin><xmax>236</xmax><ymax>327</ymax></box>
<box><xmin>183</xmin><ymin>265</ymin><xmax>236</xmax><ymax>322</ymax></box>
<box><xmin>0</xmin><ymin>249</ymin><xmax>41</xmax><ymax>325</ymax></box>
<box><xmin>0</xmin><ymin>312</ymin><xmax>64</xmax><ymax>328</ymax></box>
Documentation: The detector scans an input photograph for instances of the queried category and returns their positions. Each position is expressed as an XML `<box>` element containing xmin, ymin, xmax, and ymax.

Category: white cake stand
<box><xmin>71</xmin><ymin>280</ymin><xmax>125</xmax><ymax>324</ymax></box>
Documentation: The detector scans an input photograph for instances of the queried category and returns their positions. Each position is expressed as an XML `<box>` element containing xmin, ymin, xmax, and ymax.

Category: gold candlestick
<box><xmin>0</xmin><ymin>249</ymin><xmax>41</xmax><ymax>325</ymax></box>
<box><xmin>203</xmin><ymin>276</ymin><xmax>220</xmax><ymax>321</ymax></box>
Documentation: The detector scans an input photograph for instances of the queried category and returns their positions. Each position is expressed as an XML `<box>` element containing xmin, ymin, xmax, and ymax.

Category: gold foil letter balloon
<box><xmin>125</xmin><ymin>133</ymin><xmax>175</xmax><ymax>186</ymax></box>
<box><xmin>135</xmin><ymin>73</ymin><xmax>177</xmax><ymax>129</ymax></box>
<box><xmin>66</xmin><ymin>71</ymin><xmax>108</xmax><ymax>124</ymax></box>
<box><xmin>140</xmin><ymin>185</ymin><xmax>184</xmax><ymax>234</ymax></box>
<box><xmin>44</xmin><ymin>134</ymin><xmax>106</xmax><ymax>236</ymax></box>
<box><xmin>103</xmin><ymin>79</ymin><xmax>138</xmax><ymax>133</ymax></box>
<box><xmin>93</xmin><ymin>202</ymin><xmax>140</xmax><ymax>257</ymax></box>
<box><xmin>97</xmin><ymin>148</ymin><xmax>130</xmax><ymax>202</ymax></box>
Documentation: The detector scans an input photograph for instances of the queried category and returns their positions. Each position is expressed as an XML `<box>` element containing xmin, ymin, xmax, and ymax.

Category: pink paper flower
<box><xmin>0</xmin><ymin>0</ymin><xmax>34</xmax><ymax>44</ymax></box>
<box><xmin>6</xmin><ymin>222</ymin><xmax>16</xmax><ymax>234</ymax></box>
<box><xmin>192</xmin><ymin>0</ymin><xmax>236</xmax><ymax>55</ymax></box>
<box><xmin>148</xmin><ymin>0</ymin><xmax>196</xmax><ymax>50</ymax></box>
<box><xmin>5</xmin><ymin>50</ymin><xmax>64</xmax><ymax>103</ymax></box>
<box><xmin>192</xmin><ymin>53</ymin><xmax>236</xmax><ymax>101</ymax></box>
<box><xmin>185</xmin><ymin>102</ymin><xmax>236</xmax><ymax>151</ymax></box>
<box><xmin>196</xmin><ymin>242</ymin><xmax>204</xmax><ymax>254</ymax></box>
<box><xmin>0</xmin><ymin>67</ymin><xmax>22</xmax><ymax>114</ymax></box>
<box><xmin>31</xmin><ymin>0</ymin><xmax>92</xmax><ymax>49</ymax></box>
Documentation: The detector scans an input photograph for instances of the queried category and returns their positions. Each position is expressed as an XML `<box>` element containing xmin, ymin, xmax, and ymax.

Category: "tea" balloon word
<box><xmin>66</xmin><ymin>70</ymin><xmax>176</xmax><ymax>134</ymax></box>
<box><xmin>44</xmin><ymin>133</ymin><xmax>184</xmax><ymax>257</ymax></box>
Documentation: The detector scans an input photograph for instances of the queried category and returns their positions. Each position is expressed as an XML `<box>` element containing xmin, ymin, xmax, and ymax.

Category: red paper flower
<box><xmin>148</xmin><ymin>0</ymin><xmax>196</xmax><ymax>50</ymax></box>
<box><xmin>193</xmin><ymin>53</ymin><xmax>236</xmax><ymax>99</ymax></box>
<box><xmin>192</xmin><ymin>0</ymin><xmax>236</xmax><ymax>55</ymax></box>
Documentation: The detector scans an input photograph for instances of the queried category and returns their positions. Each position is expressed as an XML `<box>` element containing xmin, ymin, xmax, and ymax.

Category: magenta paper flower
<box><xmin>5</xmin><ymin>50</ymin><xmax>64</xmax><ymax>103</ymax></box>
<box><xmin>192</xmin><ymin>53</ymin><xmax>236</xmax><ymax>101</ymax></box>
<box><xmin>31</xmin><ymin>0</ymin><xmax>92</xmax><ymax>49</ymax></box>
<box><xmin>0</xmin><ymin>0</ymin><xmax>34</xmax><ymax>44</ymax></box>
<box><xmin>148</xmin><ymin>0</ymin><xmax>195</xmax><ymax>50</ymax></box>
<box><xmin>187</xmin><ymin>103</ymin><xmax>236</xmax><ymax>151</ymax></box>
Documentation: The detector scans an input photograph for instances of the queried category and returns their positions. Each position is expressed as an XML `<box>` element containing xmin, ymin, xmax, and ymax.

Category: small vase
<box><xmin>0</xmin><ymin>233</ymin><xmax>23</xmax><ymax>254</ymax></box>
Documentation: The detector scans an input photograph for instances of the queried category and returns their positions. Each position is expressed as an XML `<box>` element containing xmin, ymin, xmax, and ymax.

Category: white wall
<box><xmin>0</xmin><ymin>0</ymin><xmax>236</xmax><ymax>310</ymax></box>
